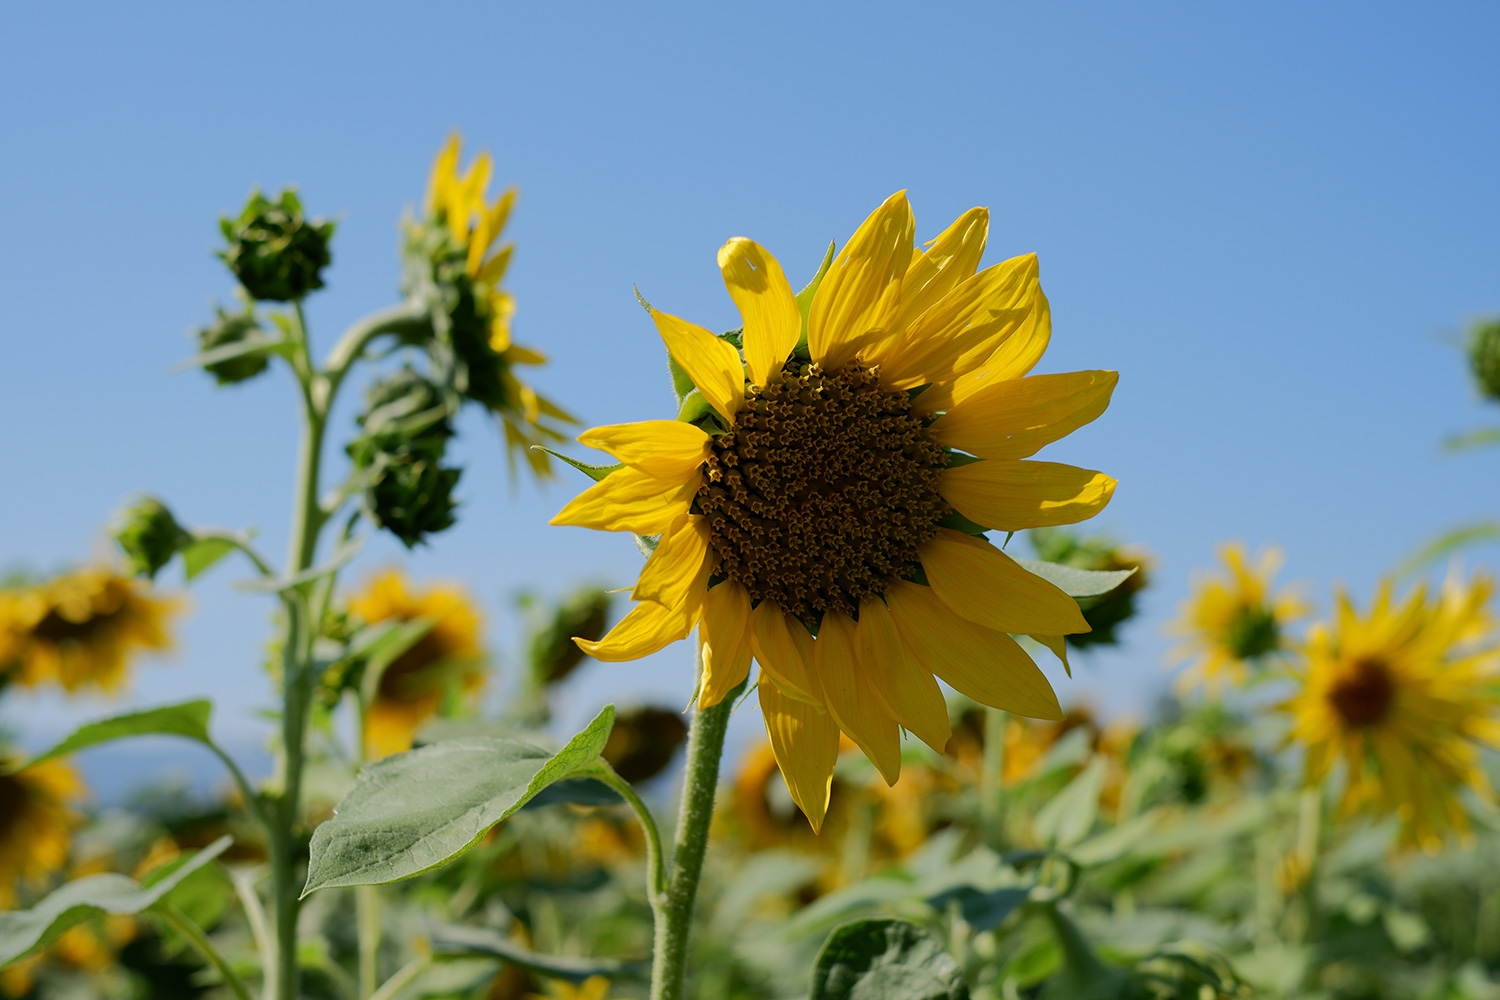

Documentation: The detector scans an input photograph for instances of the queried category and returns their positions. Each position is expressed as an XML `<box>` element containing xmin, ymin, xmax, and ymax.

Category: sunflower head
<box><xmin>1466</xmin><ymin>316</ymin><xmax>1500</xmax><ymax>401</ymax></box>
<box><xmin>348</xmin><ymin>569</ymin><xmax>487</xmax><ymax>758</ymax></box>
<box><xmin>218</xmin><ymin>188</ymin><xmax>335</xmax><ymax>303</ymax></box>
<box><xmin>0</xmin><ymin>756</ymin><xmax>84</xmax><ymax>908</ymax></box>
<box><xmin>552</xmin><ymin>192</ymin><xmax>1117</xmax><ymax>830</ymax></box>
<box><xmin>113</xmin><ymin>496</ymin><xmax>191</xmax><ymax>581</ymax></box>
<box><xmin>0</xmin><ymin>568</ymin><xmax>180</xmax><ymax>695</ymax></box>
<box><xmin>1279</xmin><ymin>572</ymin><xmax>1500</xmax><ymax>848</ymax></box>
<box><xmin>599</xmin><ymin>704</ymin><xmax>688</xmax><ymax>784</ymax></box>
<box><xmin>524</xmin><ymin>586</ymin><xmax>613</xmax><ymax>688</ymax></box>
<box><xmin>1168</xmin><ymin>542</ymin><xmax>1306</xmax><ymax>694</ymax></box>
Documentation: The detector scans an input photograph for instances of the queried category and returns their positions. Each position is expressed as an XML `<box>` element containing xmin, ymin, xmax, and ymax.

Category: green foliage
<box><xmin>193</xmin><ymin>303</ymin><xmax>274</xmax><ymax>385</ymax></box>
<box><xmin>19</xmin><ymin>700</ymin><xmax>217</xmax><ymax>770</ymax></box>
<box><xmin>1467</xmin><ymin>316</ymin><xmax>1500</xmax><ymax>401</ymax></box>
<box><xmin>1027</xmin><ymin>528</ymin><xmax>1149</xmax><ymax>648</ymax></box>
<box><xmin>810</xmin><ymin>919</ymin><xmax>970</xmax><ymax>1000</ymax></box>
<box><xmin>525</xmin><ymin>585</ymin><xmax>613</xmax><ymax>687</ymax></box>
<box><xmin>218</xmin><ymin>188</ymin><xmax>334</xmax><ymax>302</ymax></box>
<box><xmin>112</xmin><ymin>495</ymin><xmax>189</xmax><ymax>580</ymax></box>
<box><xmin>1013</xmin><ymin>557</ymin><xmax>1138</xmax><ymax>599</ymax></box>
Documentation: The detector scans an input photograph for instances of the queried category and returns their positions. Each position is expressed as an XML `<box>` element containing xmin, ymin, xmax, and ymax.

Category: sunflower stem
<box><xmin>980</xmin><ymin>706</ymin><xmax>1008</xmax><ymax>850</ymax></box>
<box><xmin>650</xmin><ymin>696</ymin><xmax>732</xmax><ymax>1000</ymax></box>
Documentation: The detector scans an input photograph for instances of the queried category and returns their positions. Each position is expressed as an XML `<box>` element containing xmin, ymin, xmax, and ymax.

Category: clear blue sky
<box><xmin>2</xmin><ymin>2</ymin><xmax>1497</xmax><ymax>790</ymax></box>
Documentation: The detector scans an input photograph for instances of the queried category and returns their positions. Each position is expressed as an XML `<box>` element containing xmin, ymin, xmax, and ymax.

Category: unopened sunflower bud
<box><xmin>363</xmin><ymin>446</ymin><xmax>461</xmax><ymax>549</ymax></box>
<box><xmin>359</xmin><ymin>367</ymin><xmax>456</xmax><ymax>448</ymax></box>
<box><xmin>196</xmin><ymin>304</ymin><xmax>270</xmax><ymax>385</ymax></box>
<box><xmin>601</xmin><ymin>705</ymin><xmax>688</xmax><ymax>784</ymax></box>
<box><xmin>113</xmin><ymin>496</ymin><xmax>190</xmax><ymax>580</ymax></box>
<box><xmin>1467</xmin><ymin>317</ymin><xmax>1500</xmax><ymax>401</ymax></box>
<box><xmin>219</xmin><ymin>189</ymin><xmax>334</xmax><ymax>302</ymax></box>
<box><xmin>526</xmin><ymin>587</ymin><xmax>612</xmax><ymax>687</ymax></box>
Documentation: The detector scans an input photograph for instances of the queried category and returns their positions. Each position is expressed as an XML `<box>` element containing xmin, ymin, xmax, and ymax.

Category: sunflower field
<box><xmin>2</xmin><ymin>7</ymin><xmax>1498</xmax><ymax>1000</ymax></box>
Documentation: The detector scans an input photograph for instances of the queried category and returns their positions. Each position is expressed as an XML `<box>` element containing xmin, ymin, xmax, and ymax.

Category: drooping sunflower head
<box><xmin>1279</xmin><ymin>573</ymin><xmax>1500</xmax><ymax>849</ymax></box>
<box><xmin>0</xmin><ymin>568</ymin><xmax>180</xmax><ymax>696</ymax></box>
<box><xmin>1168</xmin><ymin>542</ymin><xmax>1306</xmax><ymax>694</ymax></box>
<box><xmin>406</xmin><ymin>133</ymin><xmax>574</xmax><ymax>481</ymax></box>
<box><xmin>552</xmin><ymin>192</ymin><xmax>1118</xmax><ymax>830</ymax></box>
<box><xmin>0</xmin><ymin>756</ymin><xmax>84</xmax><ymax>908</ymax></box>
<box><xmin>347</xmin><ymin>569</ymin><xmax>487</xmax><ymax>758</ymax></box>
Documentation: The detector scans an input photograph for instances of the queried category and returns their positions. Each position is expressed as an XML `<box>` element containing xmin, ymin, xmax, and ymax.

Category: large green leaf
<box><xmin>302</xmin><ymin>706</ymin><xmax>617</xmax><ymax>896</ymax></box>
<box><xmin>1033</xmin><ymin>757</ymin><xmax>1106</xmax><ymax>849</ymax></box>
<box><xmin>1013</xmin><ymin>559</ymin><xmax>1137</xmax><ymax>599</ymax></box>
<box><xmin>18</xmin><ymin>701</ymin><xmax>214</xmax><ymax>771</ymax></box>
<box><xmin>181</xmin><ymin>537</ymin><xmax>236</xmax><ymax>581</ymax></box>
<box><xmin>810</xmin><ymin>919</ymin><xmax>969</xmax><ymax>1000</ymax></box>
<box><xmin>0</xmin><ymin>837</ymin><xmax>231</xmax><ymax>966</ymax></box>
<box><xmin>927</xmin><ymin>886</ymin><xmax>1030</xmax><ymax>933</ymax></box>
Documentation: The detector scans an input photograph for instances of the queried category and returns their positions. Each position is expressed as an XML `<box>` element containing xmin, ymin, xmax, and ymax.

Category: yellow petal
<box><xmin>933</xmin><ymin>370</ymin><xmax>1117</xmax><ymax>460</ymax></box>
<box><xmin>922</xmin><ymin>528</ymin><xmax>1089</xmax><ymax>635</ymax></box>
<box><xmin>857</xmin><ymin>597</ymin><xmax>953</xmax><ymax>752</ymax></box>
<box><xmin>878</xmin><ymin>253</ymin><xmax>1041</xmax><ymax>390</ymax></box>
<box><xmin>576</xmin><ymin>597</ymin><xmax>699</xmax><ymax>662</ymax></box>
<box><xmin>886</xmin><ymin>580</ymin><xmax>1063</xmax><ymax>720</ymax></box>
<box><xmin>425</xmin><ymin>134</ymin><xmax>460</xmax><ymax>216</ymax></box>
<box><xmin>1027</xmin><ymin>634</ymin><xmax>1072</xmax><ymax>677</ymax></box>
<box><xmin>811</xmin><ymin>611</ymin><xmax>902</xmax><ymax>785</ymax></box>
<box><xmin>485</xmin><ymin>188</ymin><xmax>516</xmax><ymax>244</ymax></box>
<box><xmin>577</xmin><ymin>420</ymin><xmax>712</xmax><ymax>478</ymax></box>
<box><xmin>749</xmin><ymin>601</ymin><xmax>818</xmax><ymax>705</ymax></box>
<box><xmin>939</xmin><ymin>460</ymin><xmax>1116</xmax><ymax>532</ymax></box>
<box><xmin>889</xmin><ymin>207</ymin><xmax>989</xmax><ymax>334</ymax></box>
<box><xmin>649</xmin><ymin>307</ymin><xmax>745</xmax><ymax>422</ymax></box>
<box><xmin>914</xmin><ymin>291</ymin><xmax>1052</xmax><ymax>415</ymax></box>
<box><xmin>758</xmin><ymin>677</ymin><xmax>839</xmax><ymax>832</ymax></box>
<box><xmin>718</xmin><ymin>237</ymin><xmax>801</xmax><ymax>386</ymax></box>
<box><xmin>807</xmin><ymin>191</ymin><xmax>915</xmax><ymax>369</ymax></box>
<box><xmin>633</xmin><ymin>515</ymin><xmax>711</xmax><ymax>608</ymax></box>
<box><xmin>474</xmin><ymin>243</ymin><xmax>514</xmax><ymax>285</ymax></box>
<box><xmin>698</xmin><ymin>581</ymin><xmax>753</xmax><ymax>708</ymax></box>
<box><xmin>550</xmin><ymin>466</ymin><xmax>697</xmax><ymax>534</ymax></box>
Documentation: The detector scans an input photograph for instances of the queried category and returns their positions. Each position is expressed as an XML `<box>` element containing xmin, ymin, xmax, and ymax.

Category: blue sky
<box><xmin>2</xmin><ymin>2</ymin><xmax>1496</xmax><ymax>791</ymax></box>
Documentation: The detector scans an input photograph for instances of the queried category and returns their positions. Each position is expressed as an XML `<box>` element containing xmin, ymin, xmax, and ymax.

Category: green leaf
<box><xmin>1396</xmin><ymin>520</ymin><xmax>1500</xmax><ymax>577</ymax></box>
<box><xmin>18</xmin><ymin>701</ymin><xmax>214</xmax><ymax>771</ymax></box>
<box><xmin>810</xmin><ymin>918</ymin><xmax>969</xmax><ymax>1000</ymax></box>
<box><xmin>1068</xmin><ymin>809</ymin><xmax>1160</xmax><ymax>867</ymax></box>
<box><xmin>431</xmin><ymin>924</ymin><xmax>647</xmax><ymax>982</ymax></box>
<box><xmin>531</xmin><ymin>446</ymin><xmax>621</xmax><ymax>483</ymax></box>
<box><xmin>302</xmin><ymin>706</ymin><xmax>617</xmax><ymax>896</ymax></box>
<box><xmin>181</xmin><ymin>537</ymin><xmax>237</xmax><ymax>581</ymax></box>
<box><xmin>237</xmin><ymin>536</ymin><xmax>365</xmax><ymax>593</ymax></box>
<box><xmin>171</xmin><ymin>336</ymin><xmax>290</xmax><ymax>374</ymax></box>
<box><xmin>1442</xmin><ymin>426</ymin><xmax>1500</xmax><ymax>452</ymax></box>
<box><xmin>1013</xmin><ymin>559</ymin><xmax>1137</xmax><ymax>599</ymax></box>
<box><xmin>1033</xmin><ymin>757</ymin><xmax>1106</xmax><ymax>849</ymax></box>
<box><xmin>926</xmin><ymin>886</ymin><xmax>1030</xmax><ymax>933</ymax></box>
<box><xmin>0</xmin><ymin>837</ymin><xmax>231</xmax><ymax>966</ymax></box>
<box><xmin>795</xmin><ymin>240</ymin><xmax>838</xmax><ymax>344</ymax></box>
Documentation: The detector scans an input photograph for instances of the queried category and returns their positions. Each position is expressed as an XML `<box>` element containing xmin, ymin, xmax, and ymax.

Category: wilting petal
<box><xmin>857</xmin><ymin>597</ymin><xmax>952</xmax><ymax>752</ymax></box>
<box><xmin>749</xmin><ymin>601</ymin><xmax>818</xmax><ymax>705</ymax></box>
<box><xmin>550</xmin><ymin>466</ymin><xmax>697</xmax><ymax>534</ymax></box>
<box><xmin>886</xmin><ymin>580</ymin><xmax>1063</xmax><ymax>720</ymax></box>
<box><xmin>578</xmin><ymin>420</ymin><xmax>712</xmax><ymax>478</ymax></box>
<box><xmin>698</xmin><ymin>581</ymin><xmax>753</xmax><ymax>708</ymax></box>
<box><xmin>939</xmin><ymin>460</ymin><xmax>1116</xmax><ymax>532</ymax></box>
<box><xmin>633</xmin><ymin>516</ymin><xmax>711</xmax><ymax>607</ymax></box>
<box><xmin>922</xmin><ymin>529</ymin><xmax>1088</xmax><ymax>635</ymax></box>
<box><xmin>576</xmin><ymin>598</ymin><xmax>699</xmax><ymax>663</ymax></box>
<box><xmin>811</xmin><ymin>611</ymin><xmax>901</xmax><ymax>785</ymax></box>
<box><xmin>933</xmin><ymin>370</ymin><xmax>1117</xmax><ymax>460</ymax></box>
<box><xmin>759</xmin><ymin>677</ymin><xmax>839</xmax><ymax>832</ymax></box>
<box><xmin>649</xmin><ymin>307</ymin><xmax>745</xmax><ymax>421</ymax></box>
<box><xmin>807</xmin><ymin>191</ymin><xmax>915</xmax><ymax>369</ymax></box>
<box><xmin>719</xmin><ymin>237</ymin><xmax>801</xmax><ymax>386</ymax></box>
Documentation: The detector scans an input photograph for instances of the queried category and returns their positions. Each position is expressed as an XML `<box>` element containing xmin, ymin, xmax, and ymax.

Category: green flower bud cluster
<box><xmin>525</xmin><ymin>586</ymin><xmax>612</xmax><ymax>688</ymax></box>
<box><xmin>195</xmin><ymin>303</ymin><xmax>271</xmax><ymax>385</ymax></box>
<box><xmin>1467</xmin><ymin>317</ymin><xmax>1500</xmax><ymax>402</ymax></box>
<box><xmin>1029</xmin><ymin>527</ymin><xmax>1149</xmax><ymax>650</ymax></box>
<box><xmin>348</xmin><ymin>368</ymin><xmax>463</xmax><ymax>548</ymax></box>
<box><xmin>113</xmin><ymin>496</ymin><xmax>191</xmax><ymax>580</ymax></box>
<box><xmin>219</xmin><ymin>189</ymin><xmax>334</xmax><ymax>303</ymax></box>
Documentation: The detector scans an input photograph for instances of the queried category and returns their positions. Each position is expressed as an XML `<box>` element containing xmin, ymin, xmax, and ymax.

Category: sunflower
<box><xmin>523</xmin><ymin>976</ymin><xmax>613</xmax><ymax>1000</ymax></box>
<box><xmin>417</xmin><ymin>134</ymin><xmax>573</xmax><ymax>478</ymax></box>
<box><xmin>1167</xmin><ymin>542</ymin><xmax>1306</xmax><ymax>694</ymax></box>
<box><xmin>0</xmin><ymin>756</ymin><xmax>83</xmax><ymax>908</ymax></box>
<box><xmin>552</xmin><ymin>192</ymin><xmax>1117</xmax><ymax>829</ymax></box>
<box><xmin>348</xmin><ymin>569</ymin><xmax>486</xmax><ymax>758</ymax></box>
<box><xmin>1279</xmin><ymin>572</ymin><xmax>1500</xmax><ymax>848</ymax></box>
<box><xmin>0</xmin><ymin>568</ymin><xmax>179</xmax><ymax>695</ymax></box>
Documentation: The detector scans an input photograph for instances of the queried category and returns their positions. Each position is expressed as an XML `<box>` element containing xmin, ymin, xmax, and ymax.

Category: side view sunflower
<box><xmin>0</xmin><ymin>755</ymin><xmax>83</xmax><ymax>908</ymax></box>
<box><xmin>1167</xmin><ymin>542</ymin><xmax>1307</xmax><ymax>694</ymax></box>
<box><xmin>552</xmin><ymin>192</ymin><xmax>1118</xmax><ymax>829</ymax></box>
<box><xmin>0</xmin><ymin>567</ymin><xmax>179</xmax><ymax>695</ymax></box>
<box><xmin>1278</xmin><ymin>571</ymin><xmax>1500</xmax><ymax>849</ymax></box>
<box><xmin>348</xmin><ymin>569</ymin><xmax>487</xmax><ymax>758</ymax></box>
<box><xmin>411</xmin><ymin>134</ymin><xmax>573</xmax><ymax>479</ymax></box>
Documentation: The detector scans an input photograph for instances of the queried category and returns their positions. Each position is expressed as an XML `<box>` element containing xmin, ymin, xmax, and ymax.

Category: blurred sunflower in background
<box><xmin>0</xmin><ymin>756</ymin><xmax>83</xmax><ymax>908</ymax></box>
<box><xmin>553</xmin><ymin>192</ymin><xmax>1117</xmax><ymax>829</ymax></box>
<box><xmin>0</xmin><ymin>567</ymin><xmax>179</xmax><ymax>695</ymax></box>
<box><xmin>1279</xmin><ymin>571</ymin><xmax>1500</xmax><ymax>848</ymax></box>
<box><xmin>1168</xmin><ymin>542</ymin><xmax>1306</xmax><ymax>693</ymax></box>
<box><xmin>348</xmin><ymin>569</ymin><xmax>487</xmax><ymax>758</ymax></box>
<box><xmin>409</xmin><ymin>134</ymin><xmax>573</xmax><ymax>478</ymax></box>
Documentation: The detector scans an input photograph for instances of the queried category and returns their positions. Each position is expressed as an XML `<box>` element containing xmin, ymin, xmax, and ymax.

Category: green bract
<box><xmin>219</xmin><ymin>188</ymin><xmax>334</xmax><ymax>302</ymax></box>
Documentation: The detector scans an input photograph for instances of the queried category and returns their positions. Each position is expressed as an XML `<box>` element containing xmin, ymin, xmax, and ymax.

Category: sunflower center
<box><xmin>697</xmin><ymin>360</ymin><xmax>948</xmax><ymax>626</ymax></box>
<box><xmin>1328</xmin><ymin>656</ymin><xmax>1395</xmax><ymax>728</ymax></box>
<box><xmin>1224</xmin><ymin>604</ymin><xmax>1279</xmax><ymax>660</ymax></box>
<box><xmin>32</xmin><ymin>608</ymin><xmax>116</xmax><ymax>644</ymax></box>
<box><xmin>0</xmin><ymin>773</ymin><xmax>27</xmax><ymax>840</ymax></box>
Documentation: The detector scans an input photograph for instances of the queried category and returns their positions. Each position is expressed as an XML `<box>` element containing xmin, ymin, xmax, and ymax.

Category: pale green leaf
<box><xmin>1033</xmin><ymin>757</ymin><xmax>1106</xmax><ymax>848</ymax></box>
<box><xmin>181</xmin><ymin>537</ymin><xmax>236</xmax><ymax>581</ymax></box>
<box><xmin>810</xmin><ymin>918</ymin><xmax>969</xmax><ymax>1000</ymax></box>
<box><xmin>18</xmin><ymin>701</ymin><xmax>213</xmax><ymax>771</ymax></box>
<box><xmin>431</xmin><ymin>924</ymin><xmax>647</xmax><ymax>982</ymax></box>
<box><xmin>1013</xmin><ymin>559</ymin><xmax>1137</xmax><ymax>599</ymax></box>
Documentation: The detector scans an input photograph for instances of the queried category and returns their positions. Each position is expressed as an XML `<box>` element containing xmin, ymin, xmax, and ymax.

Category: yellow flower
<box><xmin>0</xmin><ymin>756</ymin><xmax>83</xmax><ymax>908</ymax></box>
<box><xmin>348</xmin><ymin>569</ymin><xmax>486</xmax><ymax>758</ymax></box>
<box><xmin>0</xmin><ymin>568</ymin><xmax>179</xmax><ymax>695</ymax></box>
<box><xmin>552</xmin><ymin>192</ymin><xmax>1117</xmax><ymax>830</ymax></box>
<box><xmin>421</xmin><ymin>134</ymin><xmax>573</xmax><ymax>478</ymax></box>
<box><xmin>524</xmin><ymin>975</ymin><xmax>613</xmax><ymax>1000</ymax></box>
<box><xmin>1279</xmin><ymin>572</ymin><xmax>1500</xmax><ymax>848</ymax></box>
<box><xmin>1168</xmin><ymin>542</ymin><xmax>1306</xmax><ymax>693</ymax></box>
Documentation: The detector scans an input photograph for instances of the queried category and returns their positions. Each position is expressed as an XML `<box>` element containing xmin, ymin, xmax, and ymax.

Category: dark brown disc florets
<box><xmin>1329</xmin><ymin>656</ymin><xmax>1396</xmax><ymax>728</ymax></box>
<box><xmin>697</xmin><ymin>360</ymin><xmax>949</xmax><ymax>625</ymax></box>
